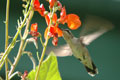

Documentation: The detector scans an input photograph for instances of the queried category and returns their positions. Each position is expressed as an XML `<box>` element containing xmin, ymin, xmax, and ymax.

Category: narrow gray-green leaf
<box><xmin>27</xmin><ymin>52</ymin><xmax>62</xmax><ymax>80</ymax></box>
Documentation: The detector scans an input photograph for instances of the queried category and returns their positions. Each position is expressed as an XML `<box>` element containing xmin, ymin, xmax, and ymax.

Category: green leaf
<box><xmin>27</xmin><ymin>52</ymin><xmax>62</xmax><ymax>80</ymax></box>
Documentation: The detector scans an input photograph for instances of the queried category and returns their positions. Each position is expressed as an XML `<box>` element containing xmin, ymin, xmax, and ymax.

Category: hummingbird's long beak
<box><xmin>61</xmin><ymin>28</ymin><xmax>70</xmax><ymax>32</ymax></box>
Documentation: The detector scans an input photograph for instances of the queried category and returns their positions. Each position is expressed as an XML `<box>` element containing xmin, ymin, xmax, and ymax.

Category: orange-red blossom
<box><xmin>33</xmin><ymin>0</ymin><xmax>81</xmax><ymax>46</ymax></box>
<box><xmin>29</xmin><ymin>23</ymin><xmax>40</xmax><ymax>37</ymax></box>
<box><xmin>33</xmin><ymin>0</ymin><xmax>45</xmax><ymax>16</ymax></box>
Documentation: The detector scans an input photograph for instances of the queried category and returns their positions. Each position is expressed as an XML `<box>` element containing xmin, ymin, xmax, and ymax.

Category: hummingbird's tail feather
<box><xmin>84</xmin><ymin>62</ymin><xmax>98</xmax><ymax>77</ymax></box>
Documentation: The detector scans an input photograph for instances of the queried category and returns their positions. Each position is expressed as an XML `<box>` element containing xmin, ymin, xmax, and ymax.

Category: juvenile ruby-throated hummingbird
<box><xmin>47</xmin><ymin>15</ymin><xmax>114</xmax><ymax>76</ymax></box>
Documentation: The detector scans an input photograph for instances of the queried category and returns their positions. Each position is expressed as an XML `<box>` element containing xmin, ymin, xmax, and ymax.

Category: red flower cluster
<box><xmin>48</xmin><ymin>0</ymin><xmax>57</xmax><ymax>8</ymax></box>
<box><xmin>44</xmin><ymin>13</ymin><xmax>63</xmax><ymax>38</ymax></box>
<box><xmin>58</xmin><ymin>7</ymin><xmax>81</xmax><ymax>30</ymax></box>
<box><xmin>33</xmin><ymin>0</ymin><xmax>45</xmax><ymax>16</ymax></box>
<box><xmin>31</xmin><ymin>0</ymin><xmax>81</xmax><ymax>46</ymax></box>
<box><xmin>29</xmin><ymin>23</ymin><xmax>40</xmax><ymax>37</ymax></box>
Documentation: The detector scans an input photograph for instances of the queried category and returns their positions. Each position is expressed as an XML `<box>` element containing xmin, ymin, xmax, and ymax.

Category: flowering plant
<box><xmin>0</xmin><ymin>0</ymin><xmax>81</xmax><ymax>80</ymax></box>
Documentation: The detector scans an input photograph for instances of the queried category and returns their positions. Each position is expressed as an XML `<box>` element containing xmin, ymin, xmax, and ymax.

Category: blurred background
<box><xmin>0</xmin><ymin>0</ymin><xmax>120</xmax><ymax>80</ymax></box>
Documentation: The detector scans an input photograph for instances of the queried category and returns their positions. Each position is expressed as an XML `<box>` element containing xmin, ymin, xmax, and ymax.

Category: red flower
<box><xmin>44</xmin><ymin>12</ymin><xmax>62</xmax><ymax>41</ymax></box>
<box><xmin>31</xmin><ymin>23</ymin><xmax>38</xmax><ymax>32</ymax></box>
<box><xmin>66</xmin><ymin>14</ymin><xmax>81</xmax><ymax>30</ymax></box>
<box><xmin>44</xmin><ymin>26</ymin><xmax>62</xmax><ymax>39</ymax></box>
<box><xmin>33</xmin><ymin>0</ymin><xmax>46</xmax><ymax>16</ymax></box>
<box><xmin>44</xmin><ymin>25</ymin><xmax>62</xmax><ymax>46</ymax></box>
<box><xmin>58</xmin><ymin>7</ymin><xmax>81</xmax><ymax>30</ymax></box>
<box><xmin>38</xmin><ymin>4</ymin><xmax>45</xmax><ymax>16</ymax></box>
<box><xmin>57</xmin><ymin>1</ymin><xmax>62</xmax><ymax>10</ymax></box>
<box><xmin>33</xmin><ymin>0</ymin><xmax>81</xmax><ymax>46</ymax></box>
<box><xmin>45</xmin><ymin>13</ymin><xmax>57</xmax><ymax>25</ymax></box>
<box><xmin>52</xmin><ymin>33</ymin><xmax>58</xmax><ymax>46</ymax></box>
<box><xmin>33</xmin><ymin>0</ymin><xmax>40</xmax><ymax>11</ymax></box>
<box><xmin>58</xmin><ymin>6</ymin><xmax>67</xmax><ymax>24</ymax></box>
<box><xmin>49</xmin><ymin>0</ymin><xmax>57</xmax><ymax>8</ymax></box>
<box><xmin>29</xmin><ymin>23</ymin><xmax>40</xmax><ymax>37</ymax></box>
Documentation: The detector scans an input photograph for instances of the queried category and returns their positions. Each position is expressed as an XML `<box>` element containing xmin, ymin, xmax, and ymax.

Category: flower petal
<box><xmin>57</xmin><ymin>1</ymin><xmax>62</xmax><ymax>10</ymax></box>
<box><xmin>44</xmin><ymin>26</ymin><xmax>62</xmax><ymax>39</ymax></box>
<box><xmin>49</xmin><ymin>0</ymin><xmax>57</xmax><ymax>8</ymax></box>
<box><xmin>58</xmin><ymin>6</ymin><xmax>67</xmax><ymax>24</ymax></box>
<box><xmin>52</xmin><ymin>33</ymin><xmax>58</xmax><ymax>46</ymax></box>
<box><xmin>29</xmin><ymin>31</ymin><xmax>40</xmax><ymax>37</ymax></box>
<box><xmin>31</xmin><ymin>23</ymin><xmax>38</xmax><ymax>32</ymax></box>
<box><xmin>45</xmin><ymin>14</ymin><xmax>50</xmax><ymax>25</ymax></box>
<box><xmin>33</xmin><ymin>0</ymin><xmax>40</xmax><ymax>11</ymax></box>
<box><xmin>44</xmin><ymin>27</ymin><xmax>55</xmax><ymax>39</ymax></box>
<box><xmin>38</xmin><ymin>4</ymin><xmax>45</xmax><ymax>16</ymax></box>
<box><xmin>53</xmin><ymin>13</ymin><xmax>57</xmax><ymax>24</ymax></box>
<box><xmin>66</xmin><ymin>14</ymin><xmax>81</xmax><ymax>30</ymax></box>
<box><xmin>44</xmin><ymin>27</ymin><xmax>49</xmax><ymax>39</ymax></box>
<box><xmin>55</xmin><ymin>27</ymin><xmax>63</xmax><ymax>37</ymax></box>
<box><xmin>45</xmin><ymin>13</ymin><xmax>57</xmax><ymax>25</ymax></box>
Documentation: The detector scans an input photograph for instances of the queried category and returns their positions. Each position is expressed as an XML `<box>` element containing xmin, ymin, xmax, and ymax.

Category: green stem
<box><xmin>35</xmin><ymin>7</ymin><xmax>55</xmax><ymax>80</ymax></box>
<box><xmin>8</xmin><ymin>40</ymin><xmax>24</xmax><ymax>77</ymax></box>
<box><xmin>0</xmin><ymin>32</ymin><xmax>19</xmax><ymax>70</ymax></box>
<box><xmin>5</xmin><ymin>0</ymin><xmax>9</xmax><ymax>49</ymax></box>
<box><xmin>23</xmin><ymin>51</ymin><xmax>36</xmax><ymax>70</ymax></box>
<box><xmin>39</xmin><ymin>35</ymin><xmax>44</xmax><ymax>47</ymax></box>
<box><xmin>5</xmin><ymin>61</ymin><xmax>9</xmax><ymax>80</ymax></box>
<box><xmin>22</xmin><ymin>39</ymin><xmax>28</xmax><ymax>52</ymax></box>
<box><xmin>9</xmin><ymin>71</ymin><xmax>20</xmax><ymax>80</ymax></box>
<box><xmin>7</xmin><ymin>58</ymin><xmax>12</xmax><ymax>66</ymax></box>
<box><xmin>5</xmin><ymin>0</ymin><xmax>10</xmax><ymax>80</ymax></box>
<box><xmin>8</xmin><ymin>10</ymin><xmax>34</xmax><ymax>77</ymax></box>
<box><xmin>35</xmin><ymin>36</ymin><xmax>49</xmax><ymax>80</ymax></box>
<box><xmin>0</xmin><ymin>0</ymin><xmax>34</xmax><ymax>70</ymax></box>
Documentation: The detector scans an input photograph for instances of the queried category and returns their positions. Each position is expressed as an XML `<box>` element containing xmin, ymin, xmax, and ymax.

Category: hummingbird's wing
<box><xmin>46</xmin><ymin>44</ymin><xmax>73</xmax><ymax>57</ymax></box>
<box><xmin>80</xmin><ymin>15</ymin><xmax>114</xmax><ymax>45</ymax></box>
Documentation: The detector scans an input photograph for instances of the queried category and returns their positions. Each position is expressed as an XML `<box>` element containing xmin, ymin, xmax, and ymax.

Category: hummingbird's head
<box><xmin>62</xmin><ymin>29</ymin><xmax>74</xmax><ymax>40</ymax></box>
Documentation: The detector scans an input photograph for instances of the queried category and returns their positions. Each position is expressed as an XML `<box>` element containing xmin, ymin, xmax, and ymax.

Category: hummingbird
<box><xmin>46</xmin><ymin>15</ymin><xmax>114</xmax><ymax>77</ymax></box>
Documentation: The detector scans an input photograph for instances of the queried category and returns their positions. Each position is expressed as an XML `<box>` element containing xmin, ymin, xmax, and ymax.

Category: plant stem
<box><xmin>5</xmin><ymin>0</ymin><xmax>10</xmax><ymax>80</ymax></box>
<box><xmin>35</xmin><ymin>36</ymin><xmax>49</xmax><ymax>80</ymax></box>
<box><xmin>8</xmin><ymin>9</ymin><xmax>34</xmax><ymax>77</ymax></box>
<box><xmin>9</xmin><ymin>71</ymin><xmax>21</xmax><ymax>80</ymax></box>
<box><xmin>23</xmin><ymin>51</ymin><xmax>36</xmax><ymax>70</ymax></box>
<box><xmin>5</xmin><ymin>0</ymin><xmax>9</xmax><ymax>49</ymax></box>
<box><xmin>8</xmin><ymin>40</ymin><xmax>24</xmax><ymax>77</ymax></box>
<box><xmin>0</xmin><ymin>0</ymin><xmax>34</xmax><ymax>71</ymax></box>
<box><xmin>39</xmin><ymin>35</ymin><xmax>44</xmax><ymax>47</ymax></box>
<box><xmin>35</xmin><ymin>7</ymin><xmax>55</xmax><ymax>80</ymax></box>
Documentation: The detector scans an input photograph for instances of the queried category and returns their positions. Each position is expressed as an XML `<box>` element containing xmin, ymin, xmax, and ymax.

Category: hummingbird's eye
<box><xmin>63</xmin><ymin>29</ymin><xmax>71</xmax><ymax>34</ymax></box>
<box><xmin>62</xmin><ymin>29</ymin><xmax>74</xmax><ymax>38</ymax></box>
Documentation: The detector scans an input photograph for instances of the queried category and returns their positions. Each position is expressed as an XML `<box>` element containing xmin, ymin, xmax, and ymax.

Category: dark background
<box><xmin>0</xmin><ymin>0</ymin><xmax>120</xmax><ymax>80</ymax></box>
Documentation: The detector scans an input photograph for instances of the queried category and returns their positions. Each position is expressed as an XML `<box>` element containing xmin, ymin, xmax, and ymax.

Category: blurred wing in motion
<box><xmin>80</xmin><ymin>15</ymin><xmax>114</xmax><ymax>45</ymax></box>
<box><xmin>46</xmin><ymin>44</ymin><xmax>73</xmax><ymax>57</ymax></box>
